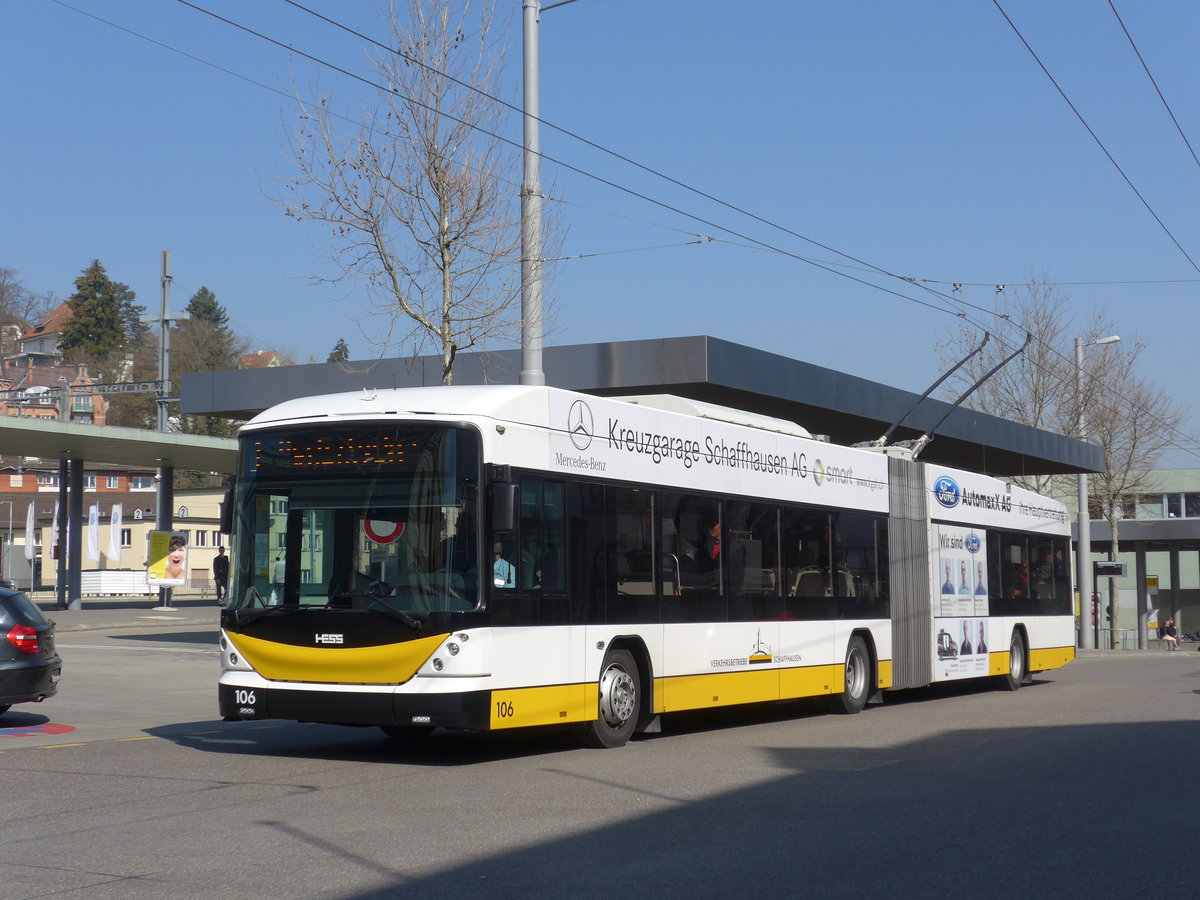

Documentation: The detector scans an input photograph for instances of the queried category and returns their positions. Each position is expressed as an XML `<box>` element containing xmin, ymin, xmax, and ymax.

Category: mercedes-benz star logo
<box><xmin>568</xmin><ymin>399</ymin><xmax>594</xmax><ymax>450</ymax></box>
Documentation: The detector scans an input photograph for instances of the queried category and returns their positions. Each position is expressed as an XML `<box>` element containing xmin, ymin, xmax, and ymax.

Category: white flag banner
<box><xmin>108</xmin><ymin>503</ymin><xmax>123</xmax><ymax>560</ymax></box>
<box><xmin>87</xmin><ymin>504</ymin><xmax>100</xmax><ymax>562</ymax></box>
<box><xmin>24</xmin><ymin>502</ymin><xmax>35</xmax><ymax>561</ymax></box>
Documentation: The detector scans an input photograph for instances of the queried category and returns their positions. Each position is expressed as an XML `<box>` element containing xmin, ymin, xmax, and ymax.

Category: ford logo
<box><xmin>933</xmin><ymin>476</ymin><xmax>960</xmax><ymax>508</ymax></box>
<box><xmin>965</xmin><ymin>533</ymin><xmax>981</xmax><ymax>553</ymax></box>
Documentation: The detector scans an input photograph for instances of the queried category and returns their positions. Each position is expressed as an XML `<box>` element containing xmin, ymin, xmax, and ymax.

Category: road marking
<box><xmin>38</xmin><ymin>742</ymin><xmax>86</xmax><ymax>749</ymax></box>
<box><xmin>117</xmin><ymin>736</ymin><xmax>158</xmax><ymax>742</ymax></box>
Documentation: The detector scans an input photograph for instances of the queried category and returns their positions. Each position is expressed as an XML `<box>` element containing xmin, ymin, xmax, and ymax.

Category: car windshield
<box><xmin>227</xmin><ymin>423</ymin><xmax>481</xmax><ymax>614</ymax></box>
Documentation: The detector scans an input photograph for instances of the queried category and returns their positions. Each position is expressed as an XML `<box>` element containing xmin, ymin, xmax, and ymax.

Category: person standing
<box><xmin>213</xmin><ymin>546</ymin><xmax>230</xmax><ymax>605</ymax></box>
<box><xmin>271</xmin><ymin>553</ymin><xmax>286</xmax><ymax>603</ymax></box>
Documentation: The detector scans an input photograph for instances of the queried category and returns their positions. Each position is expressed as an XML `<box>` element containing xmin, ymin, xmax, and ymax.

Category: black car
<box><xmin>0</xmin><ymin>589</ymin><xmax>61</xmax><ymax>715</ymax></box>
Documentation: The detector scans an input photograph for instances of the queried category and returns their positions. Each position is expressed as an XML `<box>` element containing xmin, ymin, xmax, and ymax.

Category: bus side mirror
<box><xmin>490</xmin><ymin>483</ymin><xmax>519</xmax><ymax>532</ymax></box>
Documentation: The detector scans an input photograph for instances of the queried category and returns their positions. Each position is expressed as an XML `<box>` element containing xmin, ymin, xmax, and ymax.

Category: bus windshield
<box><xmin>227</xmin><ymin>423</ymin><xmax>481</xmax><ymax>614</ymax></box>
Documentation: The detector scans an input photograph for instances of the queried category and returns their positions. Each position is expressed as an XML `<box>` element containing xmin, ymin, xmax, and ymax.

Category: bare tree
<box><xmin>276</xmin><ymin>0</ymin><xmax>530</xmax><ymax>385</ymax></box>
<box><xmin>0</xmin><ymin>267</ymin><xmax>54</xmax><ymax>358</ymax></box>
<box><xmin>934</xmin><ymin>279</ymin><xmax>1082</xmax><ymax>496</ymax></box>
<box><xmin>935</xmin><ymin>279</ymin><xmax>1189</xmax><ymax>512</ymax></box>
<box><xmin>1085</xmin><ymin>348</ymin><xmax>1187</xmax><ymax>645</ymax></box>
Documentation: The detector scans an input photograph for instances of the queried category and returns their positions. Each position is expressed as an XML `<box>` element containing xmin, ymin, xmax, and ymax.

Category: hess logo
<box><xmin>315</xmin><ymin>633</ymin><xmax>344</xmax><ymax>645</ymax></box>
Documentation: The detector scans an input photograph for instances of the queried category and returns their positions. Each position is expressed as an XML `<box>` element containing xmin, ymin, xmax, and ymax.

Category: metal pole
<box><xmin>155</xmin><ymin>251</ymin><xmax>175</xmax><ymax>608</ymax></box>
<box><xmin>158</xmin><ymin>251</ymin><xmax>172</xmax><ymax>434</ymax></box>
<box><xmin>520</xmin><ymin>0</ymin><xmax>545</xmax><ymax>387</ymax></box>
<box><xmin>56</xmin><ymin>460</ymin><xmax>67</xmax><ymax>609</ymax></box>
<box><xmin>1075</xmin><ymin>338</ymin><xmax>1093</xmax><ymax>650</ymax></box>
<box><xmin>1170</xmin><ymin>548</ymin><xmax>1182</xmax><ymax>642</ymax></box>
<box><xmin>67</xmin><ymin>460</ymin><xmax>83</xmax><ymax>610</ymax></box>
<box><xmin>5</xmin><ymin>501</ymin><xmax>11</xmax><ymax>586</ymax></box>
<box><xmin>1135</xmin><ymin>544</ymin><xmax>1147</xmax><ymax>649</ymax></box>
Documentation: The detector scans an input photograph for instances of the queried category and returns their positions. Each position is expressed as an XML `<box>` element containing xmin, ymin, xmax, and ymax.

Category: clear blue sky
<box><xmin>4</xmin><ymin>1</ymin><xmax>1198</xmax><ymax>461</ymax></box>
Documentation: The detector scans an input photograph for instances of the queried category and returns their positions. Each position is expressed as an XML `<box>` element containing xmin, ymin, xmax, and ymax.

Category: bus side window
<box><xmin>516</xmin><ymin>476</ymin><xmax>566</xmax><ymax>593</ymax></box>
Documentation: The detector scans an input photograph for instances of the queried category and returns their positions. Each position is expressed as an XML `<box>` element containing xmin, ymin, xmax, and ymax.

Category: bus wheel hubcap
<box><xmin>599</xmin><ymin>665</ymin><xmax>635</xmax><ymax>727</ymax></box>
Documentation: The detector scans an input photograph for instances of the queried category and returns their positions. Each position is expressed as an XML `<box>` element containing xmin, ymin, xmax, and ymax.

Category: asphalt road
<box><xmin>1</xmin><ymin>625</ymin><xmax>1197</xmax><ymax>899</ymax></box>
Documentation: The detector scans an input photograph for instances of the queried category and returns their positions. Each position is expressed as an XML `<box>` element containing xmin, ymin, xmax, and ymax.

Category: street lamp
<box><xmin>520</xmin><ymin>0</ymin><xmax>584</xmax><ymax>387</ymax></box>
<box><xmin>1075</xmin><ymin>334</ymin><xmax>1120</xmax><ymax>650</ymax></box>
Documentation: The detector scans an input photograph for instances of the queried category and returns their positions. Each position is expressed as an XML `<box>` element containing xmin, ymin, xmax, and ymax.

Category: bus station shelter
<box><xmin>183</xmin><ymin>335</ymin><xmax>1101</xmax><ymax>477</ymax></box>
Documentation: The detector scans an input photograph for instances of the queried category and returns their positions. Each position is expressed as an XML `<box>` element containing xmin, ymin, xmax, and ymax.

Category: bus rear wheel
<box><xmin>578</xmin><ymin>648</ymin><xmax>640</xmax><ymax>748</ymax></box>
<box><xmin>830</xmin><ymin>636</ymin><xmax>871</xmax><ymax>714</ymax></box>
<box><xmin>999</xmin><ymin>632</ymin><xmax>1025</xmax><ymax>691</ymax></box>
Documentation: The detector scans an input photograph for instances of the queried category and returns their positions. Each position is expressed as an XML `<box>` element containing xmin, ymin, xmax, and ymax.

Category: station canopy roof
<box><xmin>181</xmin><ymin>336</ymin><xmax>1102</xmax><ymax>477</ymax></box>
<box><xmin>0</xmin><ymin>415</ymin><xmax>237</xmax><ymax>472</ymax></box>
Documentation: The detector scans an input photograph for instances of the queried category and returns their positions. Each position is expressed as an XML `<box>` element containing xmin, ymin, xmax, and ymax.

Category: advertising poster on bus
<box><xmin>935</xmin><ymin>617</ymin><xmax>990</xmax><ymax>680</ymax></box>
<box><xmin>934</xmin><ymin>523</ymin><xmax>988</xmax><ymax>617</ymax></box>
<box><xmin>147</xmin><ymin>530</ymin><xmax>187</xmax><ymax>587</ymax></box>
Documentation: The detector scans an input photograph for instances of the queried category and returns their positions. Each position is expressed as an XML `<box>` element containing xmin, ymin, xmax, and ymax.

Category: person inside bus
<box><xmin>1031</xmin><ymin>548</ymin><xmax>1055</xmax><ymax>601</ymax></box>
<box><xmin>493</xmin><ymin>542</ymin><xmax>516</xmax><ymax>588</ymax></box>
<box><xmin>682</xmin><ymin>509</ymin><xmax>721</xmax><ymax>589</ymax></box>
<box><xmin>960</xmin><ymin>619</ymin><xmax>973</xmax><ymax>655</ymax></box>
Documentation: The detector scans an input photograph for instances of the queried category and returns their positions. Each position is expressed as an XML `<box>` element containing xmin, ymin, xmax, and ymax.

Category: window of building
<box><xmin>194</xmin><ymin>530</ymin><xmax>207</xmax><ymax>547</ymax></box>
<box><xmin>1136</xmin><ymin>494</ymin><xmax>1165</xmax><ymax>519</ymax></box>
<box><xmin>36</xmin><ymin>473</ymin><xmax>59</xmax><ymax>487</ymax></box>
<box><xmin>120</xmin><ymin>528</ymin><xmax>132</xmax><ymax>548</ymax></box>
<box><xmin>84</xmin><ymin>475</ymin><xmax>97</xmax><ymax>489</ymax></box>
<box><xmin>106</xmin><ymin>476</ymin><xmax>119</xmax><ymax>489</ymax></box>
<box><xmin>131</xmin><ymin>476</ymin><xmax>155</xmax><ymax>490</ymax></box>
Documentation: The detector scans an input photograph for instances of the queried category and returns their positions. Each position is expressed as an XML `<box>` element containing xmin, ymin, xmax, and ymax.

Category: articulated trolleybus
<box><xmin>218</xmin><ymin>385</ymin><xmax>1075</xmax><ymax>747</ymax></box>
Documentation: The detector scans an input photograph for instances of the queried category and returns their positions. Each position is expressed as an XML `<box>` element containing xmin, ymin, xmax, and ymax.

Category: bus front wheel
<box><xmin>830</xmin><ymin>636</ymin><xmax>871</xmax><ymax>714</ymax></box>
<box><xmin>578</xmin><ymin>648</ymin><xmax>640</xmax><ymax>749</ymax></box>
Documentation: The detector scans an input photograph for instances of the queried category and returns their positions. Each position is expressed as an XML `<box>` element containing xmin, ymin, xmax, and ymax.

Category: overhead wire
<box><xmin>992</xmin><ymin>0</ymin><xmax>1200</xmax><ymax>275</ymax></box>
<box><xmin>276</xmin><ymin>0</ymin><xmax>996</xmax><ymax>320</ymax></box>
<box><xmin>46</xmin><ymin>0</ymin><xmax>1200</xmax><ymax>460</ymax></box>
<box><xmin>1107</xmin><ymin>0</ymin><xmax>1200</xmax><ymax>172</ymax></box>
<box><xmin>173</xmin><ymin>0</ymin><xmax>978</xmax><ymax>324</ymax></box>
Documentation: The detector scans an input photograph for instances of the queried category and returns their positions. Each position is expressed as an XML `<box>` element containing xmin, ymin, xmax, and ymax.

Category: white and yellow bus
<box><xmin>218</xmin><ymin>385</ymin><xmax>1075</xmax><ymax>747</ymax></box>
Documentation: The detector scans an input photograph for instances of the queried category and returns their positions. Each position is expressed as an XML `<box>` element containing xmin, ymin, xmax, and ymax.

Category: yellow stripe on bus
<box><xmin>1030</xmin><ymin>646</ymin><xmax>1075</xmax><ymax>672</ymax></box>
<box><xmin>490</xmin><ymin>657</ymin><xmax>896</xmax><ymax>729</ymax></box>
<box><xmin>876</xmin><ymin>658</ymin><xmax>894</xmax><ymax>689</ymax></box>
<box><xmin>228</xmin><ymin>631</ymin><xmax>449</xmax><ymax>684</ymax></box>
<box><xmin>658</xmin><ymin>663</ymin><xmax>856</xmax><ymax>712</ymax></box>
<box><xmin>490</xmin><ymin>683</ymin><xmax>597</xmax><ymax>729</ymax></box>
